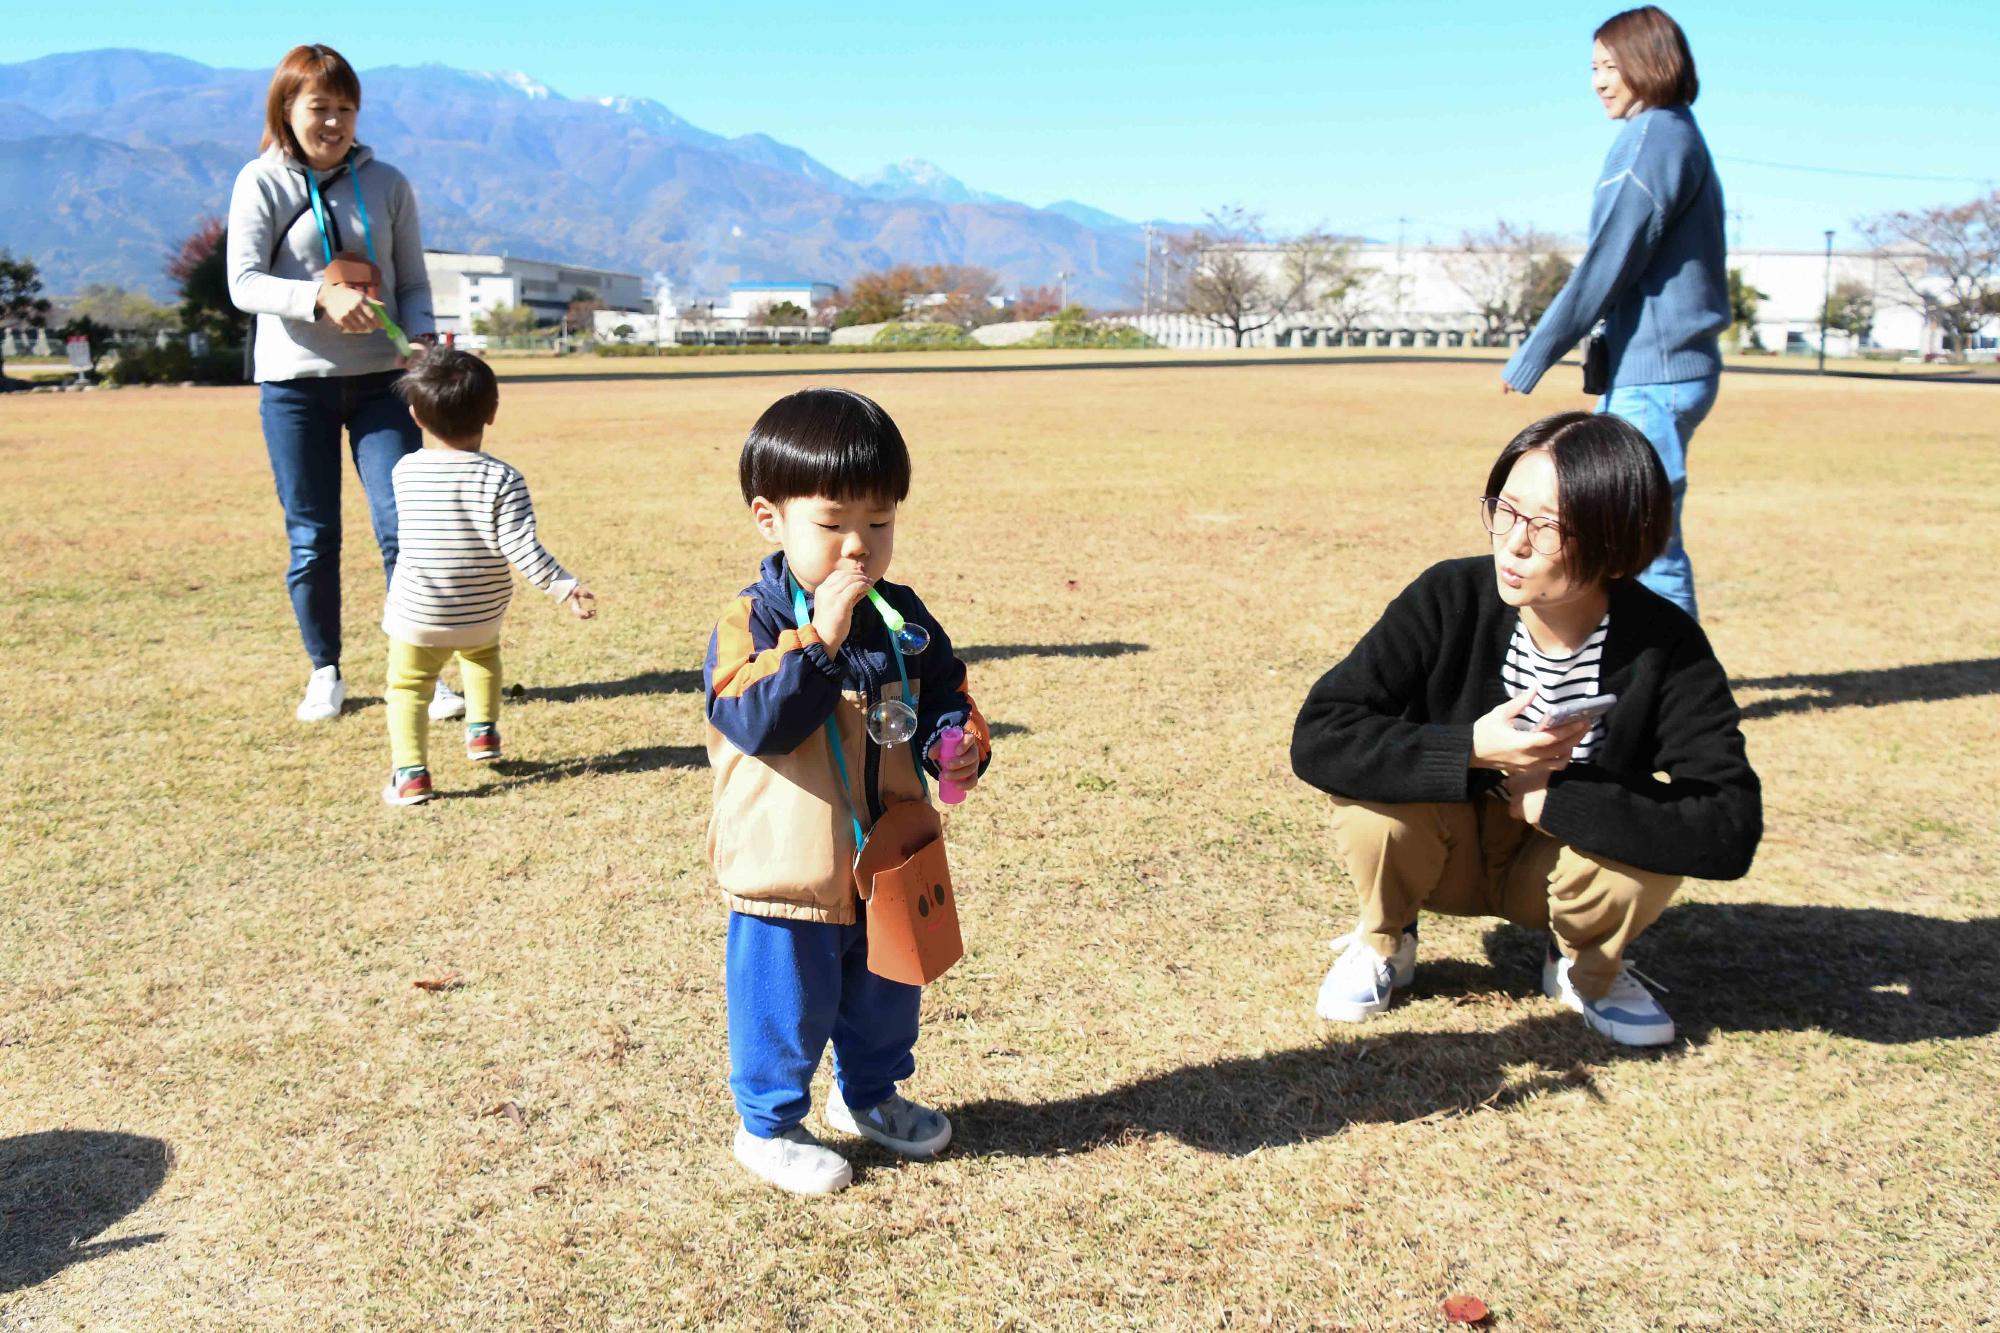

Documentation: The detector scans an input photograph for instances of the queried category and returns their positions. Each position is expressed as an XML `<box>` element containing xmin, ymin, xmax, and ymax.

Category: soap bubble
<box><xmin>891</xmin><ymin>621</ymin><xmax>931</xmax><ymax>655</ymax></box>
<box><xmin>866</xmin><ymin>699</ymin><xmax>918</xmax><ymax>747</ymax></box>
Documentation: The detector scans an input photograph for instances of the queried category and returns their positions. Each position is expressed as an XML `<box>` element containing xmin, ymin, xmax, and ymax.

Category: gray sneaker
<box><xmin>824</xmin><ymin>1089</ymin><xmax>953</xmax><ymax>1158</ymax></box>
<box><xmin>733</xmin><ymin>1125</ymin><xmax>852</xmax><ymax>1195</ymax></box>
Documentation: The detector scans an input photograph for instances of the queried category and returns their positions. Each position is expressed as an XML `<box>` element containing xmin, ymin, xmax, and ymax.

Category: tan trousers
<box><xmin>1329</xmin><ymin>795</ymin><xmax>1681</xmax><ymax>1001</ymax></box>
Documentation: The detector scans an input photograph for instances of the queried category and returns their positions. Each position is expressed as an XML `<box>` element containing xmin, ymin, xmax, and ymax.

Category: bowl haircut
<box><xmin>1595</xmin><ymin>6</ymin><xmax>1699</xmax><ymax>109</ymax></box>
<box><xmin>1486</xmin><ymin>411</ymin><xmax>1674</xmax><ymax>588</ymax></box>
<box><xmin>395</xmin><ymin>349</ymin><xmax>499</xmax><ymax>443</ymax></box>
<box><xmin>739</xmin><ymin>387</ymin><xmax>912</xmax><ymax>508</ymax></box>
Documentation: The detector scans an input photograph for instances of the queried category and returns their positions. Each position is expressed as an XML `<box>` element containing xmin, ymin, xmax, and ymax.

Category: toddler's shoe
<box><xmin>382</xmin><ymin>765</ymin><xmax>434</xmax><ymax>807</ymax></box>
<box><xmin>465</xmin><ymin>722</ymin><xmax>502</xmax><ymax>763</ymax></box>
<box><xmin>733</xmin><ymin>1125</ymin><xmax>852</xmax><ymax>1195</ymax></box>
<box><xmin>429</xmin><ymin>678</ymin><xmax>467</xmax><ymax>721</ymax></box>
<box><xmin>824</xmin><ymin>1088</ymin><xmax>953</xmax><ymax>1158</ymax></box>
<box><xmin>297</xmin><ymin>664</ymin><xmax>345</xmax><ymax>722</ymax></box>
<box><xmin>1542</xmin><ymin>943</ymin><xmax>1675</xmax><ymax>1047</ymax></box>
<box><xmin>1316</xmin><ymin>924</ymin><xmax>1418</xmax><ymax>1022</ymax></box>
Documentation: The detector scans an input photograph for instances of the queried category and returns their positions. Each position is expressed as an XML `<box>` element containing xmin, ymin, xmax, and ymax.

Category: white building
<box><xmin>719</xmin><ymin>281</ymin><xmax>839</xmax><ymax>320</ymax></box>
<box><xmin>424</xmin><ymin>251</ymin><xmax>646</xmax><ymax>336</ymax></box>
<box><xmin>596</xmin><ymin>279</ymin><xmax>842</xmax><ymax>346</ymax></box>
<box><xmin>1133</xmin><ymin>241</ymin><xmax>1989</xmax><ymax>358</ymax></box>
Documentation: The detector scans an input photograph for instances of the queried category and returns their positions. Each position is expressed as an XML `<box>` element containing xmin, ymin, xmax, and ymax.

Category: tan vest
<box><xmin>707</xmin><ymin>678</ymin><xmax>927</xmax><ymax>924</ymax></box>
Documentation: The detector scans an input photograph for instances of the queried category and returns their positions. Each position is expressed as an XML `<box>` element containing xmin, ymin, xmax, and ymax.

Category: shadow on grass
<box><xmin>959</xmin><ymin>641</ymin><xmax>1146</xmax><ymax>665</ymax></box>
<box><xmin>1733</xmin><ymin>657</ymin><xmax>2000</xmax><ymax>721</ymax></box>
<box><xmin>952</xmin><ymin>1013</ymin><xmax>1602</xmax><ymax>1158</ymax></box>
<box><xmin>515</xmin><ymin>669</ymin><xmax>703</xmax><ymax>704</ymax></box>
<box><xmin>497</xmin><ymin>643</ymin><xmax>1146</xmax><ymax>707</ymax></box>
<box><xmin>1492</xmin><ymin>902</ymin><xmax>2000</xmax><ymax>1045</ymax></box>
<box><xmin>953</xmin><ymin>904</ymin><xmax>1998</xmax><ymax>1160</ymax></box>
<box><xmin>0</xmin><ymin>1130</ymin><xmax>171</xmax><ymax>1294</ymax></box>
<box><xmin>455</xmin><ymin>744</ymin><xmax>708</xmax><ymax>796</ymax></box>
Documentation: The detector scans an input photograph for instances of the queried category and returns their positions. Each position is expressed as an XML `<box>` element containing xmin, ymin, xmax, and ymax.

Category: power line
<box><xmin>1716</xmin><ymin>154</ymin><xmax>1990</xmax><ymax>186</ymax></box>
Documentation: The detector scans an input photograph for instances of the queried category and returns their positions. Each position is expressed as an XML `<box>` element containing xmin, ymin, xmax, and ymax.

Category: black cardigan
<box><xmin>1290</xmin><ymin>556</ymin><xmax>1761</xmax><ymax>881</ymax></box>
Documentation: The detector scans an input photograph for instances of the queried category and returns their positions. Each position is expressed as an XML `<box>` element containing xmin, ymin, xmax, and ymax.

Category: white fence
<box><xmin>1108</xmin><ymin>312</ymin><xmax>1519</xmax><ymax>351</ymax></box>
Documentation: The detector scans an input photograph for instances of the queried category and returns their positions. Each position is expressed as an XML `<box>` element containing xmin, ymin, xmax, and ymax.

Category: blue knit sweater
<box><xmin>1503</xmin><ymin>106</ymin><xmax>1729</xmax><ymax>393</ymax></box>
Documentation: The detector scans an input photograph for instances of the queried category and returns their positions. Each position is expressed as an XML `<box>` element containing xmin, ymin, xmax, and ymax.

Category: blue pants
<box><xmin>259</xmin><ymin>370</ymin><xmax>421</xmax><ymax>668</ymax></box>
<box><xmin>1598</xmin><ymin>376</ymin><xmax>1719</xmax><ymax>621</ymax></box>
<box><xmin>726</xmin><ymin>911</ymin><xmax>922</xmax><ymax>1139</ymax></box>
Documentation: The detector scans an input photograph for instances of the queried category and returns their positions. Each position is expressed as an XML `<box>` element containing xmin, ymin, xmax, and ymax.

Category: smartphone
<box><xmin>1515</xmin><ymin>693</ymin><xmax>1618</xmax><ymax>733</ymax></box>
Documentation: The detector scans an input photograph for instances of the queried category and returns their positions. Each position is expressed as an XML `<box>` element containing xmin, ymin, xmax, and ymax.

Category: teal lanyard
<box><xmin>789</xmin><ymin>573</ymin><xmax>927</xmax><ymax>858</ymax></box>
<box><xmin>306</xmin><ymin>153</ymin><xmax>378</xmax><ymax>269</ymax></box>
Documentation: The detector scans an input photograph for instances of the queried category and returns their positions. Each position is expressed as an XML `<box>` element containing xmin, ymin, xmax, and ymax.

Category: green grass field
<box><xmin>3</xmin><ymin>356</ymin><xmax>1997</xmax><ymax>1330</ymax></box>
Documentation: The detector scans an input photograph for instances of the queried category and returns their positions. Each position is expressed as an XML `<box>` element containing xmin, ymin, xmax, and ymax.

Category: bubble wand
<box><xmin>366</xmin><ymin>298</ymin><xmax>414</xmax><ymax>359</ymax></box>
<box><xmin>866</xmin><ymin>587</ymin><xmax>931</xmax><ymax>655</ymax></box>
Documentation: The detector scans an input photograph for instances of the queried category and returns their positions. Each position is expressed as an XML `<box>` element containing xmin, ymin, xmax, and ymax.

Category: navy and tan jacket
<box><xmin>704</xmin><ymin>553</ymin><xmax>991</xmax><ymax>923</ymax></box>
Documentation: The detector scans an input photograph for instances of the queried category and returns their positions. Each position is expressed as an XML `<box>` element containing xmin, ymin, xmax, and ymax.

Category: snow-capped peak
<box><xmin>472</xmin><ymin>69</ymin><xmax>557</xmax><ymax>100</ymax></box>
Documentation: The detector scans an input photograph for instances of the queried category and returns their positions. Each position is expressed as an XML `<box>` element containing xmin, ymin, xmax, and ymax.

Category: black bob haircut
<box><xmin>396</xmin><ymin>348</ymin><xmax>498</xmax><ymax>442</ymax></box>
<box><xmin>1485</xmin><ymin>411</ymin><xmax>1673</xmax><ymax>589</ymax></box>
<box><xmin>739</xmin><ymin>387</ymin><xmax>911</xmax><ymax>507</ymax></box>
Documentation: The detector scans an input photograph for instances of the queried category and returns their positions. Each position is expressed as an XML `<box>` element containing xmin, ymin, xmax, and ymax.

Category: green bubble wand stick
<box><xmin>366</xmin><ymin>298</ymin><xmax>414</xmax><ymax>358</ymax></box>
<box><xmin>866</xmin><ymin>588</ymin><xmax>931</xmax><ymax>655</ymax></box>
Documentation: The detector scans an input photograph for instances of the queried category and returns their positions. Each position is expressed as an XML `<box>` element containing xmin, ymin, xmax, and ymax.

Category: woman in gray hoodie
<box><xmin>227</xmin><ymin>43</ymin><xmax>443</xmax><ymax>722</ymax></box>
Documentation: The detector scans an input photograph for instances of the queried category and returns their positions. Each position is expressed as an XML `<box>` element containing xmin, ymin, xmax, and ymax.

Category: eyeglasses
<box><xmin>1479</xmin><ymin>497</ymin><xmax>1564</xmax><ymax>555</ymax></box>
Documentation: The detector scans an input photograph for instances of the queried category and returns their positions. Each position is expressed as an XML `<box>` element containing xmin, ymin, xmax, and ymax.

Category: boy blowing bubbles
<box><xmin>704</xmin><ymin>387</ymin><xmax>990</xmax><ymax>1194</ymax></box>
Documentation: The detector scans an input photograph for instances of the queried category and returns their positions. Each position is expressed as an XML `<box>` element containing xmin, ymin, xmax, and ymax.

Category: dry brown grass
<box><xmin>3</xmin><ymin>357</ymin><xmax>1997</xmax><ymax>1331</ymax></box>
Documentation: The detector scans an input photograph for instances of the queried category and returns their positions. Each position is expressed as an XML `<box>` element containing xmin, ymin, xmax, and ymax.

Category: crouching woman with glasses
<box><xmin>1289</xmin><ymin>411</ymin><xmax>1760</xmax><ymax>1046</ymax></box>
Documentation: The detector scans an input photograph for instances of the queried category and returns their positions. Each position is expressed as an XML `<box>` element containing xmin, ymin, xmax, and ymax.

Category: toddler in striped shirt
<box><xmin>378</xmin><ymin>349</ymin><xmax>595</xmax><ymax>806</ymax></box>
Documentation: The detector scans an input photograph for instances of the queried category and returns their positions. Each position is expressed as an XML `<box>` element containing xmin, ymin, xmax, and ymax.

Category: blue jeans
<box><xmin>259</xmin><ymin>371</ymin><xmax>420</xmax><ymax>668</ymax></box>
<box><xmin>1599</xmin><ymin>376</ymin><xmax>1719</xmax><ymax>621</ymax></box>
<box><xmin>725</xmin><ymin>911</ymin><xmax>922</xmax><ymax>1138</ymax></box>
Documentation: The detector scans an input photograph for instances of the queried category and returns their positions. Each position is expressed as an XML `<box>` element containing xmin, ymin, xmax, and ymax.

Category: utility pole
<box><xmin>1819</xmin><ymin>229</ymin><xmax>1834</xmax><ymax>374</ymax></box>
<box><xmin>1395</xmin><ymin>216</ymin><xmax>1409</xmax><ymax>336</ymax></box>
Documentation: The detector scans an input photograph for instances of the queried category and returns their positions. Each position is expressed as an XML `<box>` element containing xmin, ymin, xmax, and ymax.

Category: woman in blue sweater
<box><xmin>1501</xmin><ymin>7</ymin><xmax>1728</xmax><ymax>622</ymax></box>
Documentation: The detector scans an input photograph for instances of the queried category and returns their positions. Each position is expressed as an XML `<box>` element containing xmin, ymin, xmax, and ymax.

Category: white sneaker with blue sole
<box><xmin>1316</xmin><ymin>924</ymin><xmax>1418</xmax><ymax>1022</ymax></box>
<box><xmin>824</xmin><ymin>1088</ymin><xmax>953</xmax><ymax>1158</ymax></box>
<box><xmin>733</xmin><ymin>1125</ymin><xmax>852</xmax><ymax>1195</ymax></box>
<box><xmin>429</xmin><ymin>678</ymin><xmax>467</xmax><ymax>721</ymax></box>
<box><xmin>1543</xmin><ymin>946</ymin><xmax>1676</xmax><ymax>1047</ymax></box>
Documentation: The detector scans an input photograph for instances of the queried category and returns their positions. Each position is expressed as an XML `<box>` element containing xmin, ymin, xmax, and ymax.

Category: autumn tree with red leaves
<box><xmin>168</xmin><ymin>217</ymin><xmax>249</xmax><ymax>345</ymax></box>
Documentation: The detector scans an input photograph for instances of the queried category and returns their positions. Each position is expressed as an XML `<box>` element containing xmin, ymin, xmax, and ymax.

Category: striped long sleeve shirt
<box><xmin>381</xmin><ymin>448</ymin><xmax>576</xmax><ymax>648</ymax></box>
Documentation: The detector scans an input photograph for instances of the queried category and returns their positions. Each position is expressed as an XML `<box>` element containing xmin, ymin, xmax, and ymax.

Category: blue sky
<box><xmin>4</xmin><ymin>1</ymin><xmax>1993</xmax><ymax>249</ymax></box>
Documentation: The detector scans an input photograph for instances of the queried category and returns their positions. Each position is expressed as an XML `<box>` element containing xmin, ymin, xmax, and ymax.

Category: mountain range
<box><xmin>0</xmin><ymin>49</ymin><xmax>1163</xmax><ymax>306</ymax></box>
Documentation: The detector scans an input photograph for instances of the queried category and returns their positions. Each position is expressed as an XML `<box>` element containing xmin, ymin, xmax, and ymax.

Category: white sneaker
<box><xmin>733</xmin><ymin>1125</ymin><xmax>852</xmax><ymax>1195</ymax></box>
<box><xmin>1543</xmin><ymin>946</ymin><xmax>1676</xmax><ymax>1047</ymax></box>
<box><xmin>1316</xmin><ymin>925</ymin><xmax>1417</xmax><ymax>1022</ymax></box>
<box><xmin>824</xmin><ymin>1088</ymin><xmax>953</xmax><ymax>1158</ymax></box>
<box><xmin>429</xmin><ymin>678</ymin><xmax>466</xmax><ymax>721</ymax></box>
<box><xmin>296</xmin><ymin>665</ymin><xmax>346</xmax><ymax>721</ymax></box>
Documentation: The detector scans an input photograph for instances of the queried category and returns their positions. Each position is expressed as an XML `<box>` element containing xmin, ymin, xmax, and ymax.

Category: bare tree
<box><xmin>1166</xmin><ymin>208</ymin><xmax>1353</xmax><ymax>347</ymax></box>
<box><xmin>1447</xmin><ymin>222</ymin><xmax>1571</xmax><ymax>345</ymax></box>
<box><xmin>1285</xmin><ymin>231</ymin><xmax>1367</xmax><ymax>324</ymax></box>
<box><xmin>1859</xmin><ymin>191</ymin><xmax>2000</xmax><ymax>360</ymax></box>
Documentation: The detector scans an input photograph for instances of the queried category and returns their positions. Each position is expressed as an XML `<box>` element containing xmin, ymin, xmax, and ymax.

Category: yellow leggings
<box><xmin>386</xmin><ymin>638</ymin><xmax>501</xmax><ymax>771</ymax></box>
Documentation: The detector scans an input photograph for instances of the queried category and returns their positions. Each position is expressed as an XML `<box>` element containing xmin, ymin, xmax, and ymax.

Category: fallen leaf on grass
<box><xmin>481</xmin><ymin>1100</ymin><xmax>526</xmax><ymax>1129</ymax></box>
<box><xmin>1443</xmin><ymin>1294</ymin><xmax>1491</xmax><ymax>1324</ymax></box>
<box><xmin>413</xmin><ymin>971</ymin><xmax>463</xmax><ymax>992</ymax></box>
